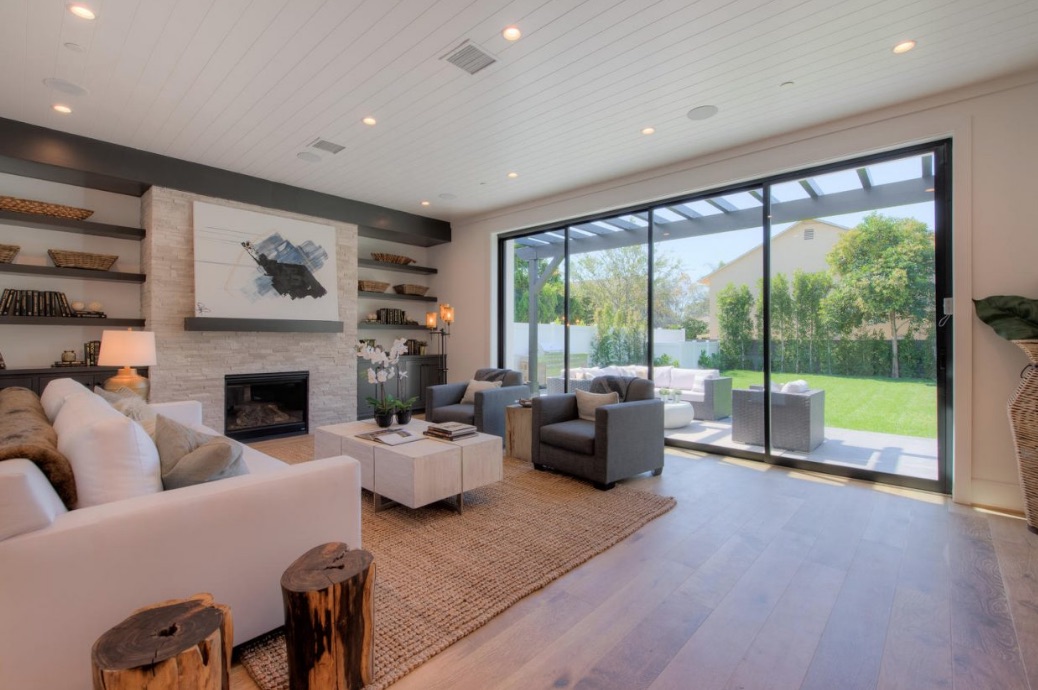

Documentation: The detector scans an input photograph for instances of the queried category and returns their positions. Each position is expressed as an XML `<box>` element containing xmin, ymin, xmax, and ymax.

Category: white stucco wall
<box><xmin>434</xmin><ymin>68</ymin><xmax>1038</xmax><ymax>512</ymax></box>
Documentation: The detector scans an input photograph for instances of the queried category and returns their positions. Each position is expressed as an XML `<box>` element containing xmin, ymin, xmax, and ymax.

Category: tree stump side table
<box><xmin>91</xmin><ymin>592</ymin><xmax>232</xmax><ymax>690</ymax></box>
<box><xmin>281</xmin><ymin>542</ymin><xmax>375</xmax><ymax>690</ymax></box>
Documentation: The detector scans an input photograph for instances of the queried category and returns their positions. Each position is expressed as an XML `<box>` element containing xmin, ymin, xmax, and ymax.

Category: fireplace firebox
<box><xmin>224</xmin><ymin>371</ymin><xmax>308</xmax><ymax>441</ymax></box>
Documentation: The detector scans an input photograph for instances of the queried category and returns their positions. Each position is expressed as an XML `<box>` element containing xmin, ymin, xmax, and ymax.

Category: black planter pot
<box><xmin>396</xmin><ymin>408</ymin><xmax>413</xmax><ymax>425</ymax></box>
<box><xmin>374</xmin><ymin>411</ymin><xmax>394</xmax><ymax>428</ymax></box>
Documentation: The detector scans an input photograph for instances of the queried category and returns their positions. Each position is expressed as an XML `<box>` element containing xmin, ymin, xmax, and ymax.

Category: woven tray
<box><xmin>358</xmin><ymin>280</ymin><xmax>390</xmax><ymax>293</ymax></box>
<box><xmin>371</xmin><ymin>252</ymin><xmax>415</xmax><ymax>265</ymax></box>
<box><xmin>0</xmin><ymin>196</ymin><xmax>93</xmax><ymax>220</ymax></box>
<box><xmin>48</xmin><ymin>249</ymin><xmax>117</xmax><ymax>271</ymax></box>
<box><xmin>393</xmin><ymin>284</ymin><xmax>429</xmax><ymax>296</ymax></box>
<box><xmin>0</xmin><ymin>243</ymin><xmax>19</xmax><ymax>263</ymax></box>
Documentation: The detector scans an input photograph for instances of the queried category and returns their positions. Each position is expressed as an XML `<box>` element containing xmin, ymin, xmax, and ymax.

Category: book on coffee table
<box><xmin>356</xmin><ymin>429</ymin><xmax>421</xmax><ymax>445</ymax></box>
<box><xmin>425</xmin><ymin>422</ymin><xmax>478</xmax><ymax>440</ymax></box>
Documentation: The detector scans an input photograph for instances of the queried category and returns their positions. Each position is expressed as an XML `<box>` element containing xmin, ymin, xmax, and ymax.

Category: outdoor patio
<box><xmin>665</xmin><ymin>419</ymin><xmax>938</xmax><ymax>481</ymax></box>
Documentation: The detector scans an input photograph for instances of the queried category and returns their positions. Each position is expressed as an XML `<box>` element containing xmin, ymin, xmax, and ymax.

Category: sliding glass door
<box><xmin>499</xmin><ymin>142</ymin><xmax>951</xmax><ymax>493</ymax></box>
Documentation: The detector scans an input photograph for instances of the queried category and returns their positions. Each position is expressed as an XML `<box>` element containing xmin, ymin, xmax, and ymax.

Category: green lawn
<box><xmin>723</xmin><ymin>370</ymin><xmax>937</xmax><ymax>438</ymax></box>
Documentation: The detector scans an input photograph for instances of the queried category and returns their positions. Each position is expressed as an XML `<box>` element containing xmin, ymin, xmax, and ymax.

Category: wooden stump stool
<box><xmin>91</xmin><ymin>592</ymin><xmax>232</xmax><ymax>690</ymax></box>
<box><xmin>281</xmin><ymin>542</ymin><xmax>375</xmax><ymax>690</ymax></box>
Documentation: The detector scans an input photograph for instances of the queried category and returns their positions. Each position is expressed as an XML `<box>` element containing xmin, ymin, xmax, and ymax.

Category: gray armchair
<box><xmin>426</xmin><ymin>368</ymin><xmax>527</xmax><ymax>438</ymax></box>
<box><xmin>532</xmin><ymin>376</ymin><xmax>664</xmax><ymax>490</ymax></box>
<box><xmin>731</xmin><ymin>387</ymin><xmax>825</xmax><ymax>452</ymax></box>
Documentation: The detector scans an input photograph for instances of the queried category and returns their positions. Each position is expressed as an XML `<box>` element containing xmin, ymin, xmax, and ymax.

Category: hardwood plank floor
<box><xmin>231</xmin><ymin>449</ymin><xmax>1038</xmax><ymax>690</ymax></box>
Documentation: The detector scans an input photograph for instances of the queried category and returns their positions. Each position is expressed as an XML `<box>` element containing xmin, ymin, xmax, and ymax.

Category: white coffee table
<box><xmin>315</xmin><ymin>419</ymin><xmax>503</xmax><ymax>513</ymax></box>
<box><xmin>663</xmin><ymin>401</ymin><xmax>695</xmax><ymax>429</ymax></box>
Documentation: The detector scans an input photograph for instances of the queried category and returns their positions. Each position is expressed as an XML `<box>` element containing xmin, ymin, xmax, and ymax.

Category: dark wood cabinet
<box><xmin>356</xmin><ymin>355</ymin><xmax>443</xmax><ymax>419</ymax></box>
<box><xmin>0</xmin><ymin>367</ymin><xmax>148</xmax><ymax>395</ymax></box>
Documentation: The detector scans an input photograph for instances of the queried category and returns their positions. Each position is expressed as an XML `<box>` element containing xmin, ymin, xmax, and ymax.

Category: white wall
<box><xmin>437</xmin><ymin>68</ymin><xmax>1038</xmax><ymax>513</ymax></box>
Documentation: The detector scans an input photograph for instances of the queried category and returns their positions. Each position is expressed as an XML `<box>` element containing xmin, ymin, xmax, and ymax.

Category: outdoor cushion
<box><xmin>781</xmin><ymin>379</ymin><xmax>810</xmax><ymax>394</ymax></box>
<box><xmin>670</xmin><ymin>368</ymin><xmax>699</xmax><ymax>390</ymax></box>
<box><xmin>653</xmin><ymin>366</ymin><xmax>673</xmax><ymax>387</ymax></box>
<box><xmin>540</xmin><ymin>420</ymin><xmax>596</xmax><ymax>455</ymax></box>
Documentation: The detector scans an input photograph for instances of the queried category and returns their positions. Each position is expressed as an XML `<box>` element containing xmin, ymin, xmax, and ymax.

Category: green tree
<box><xmin>682</xmin><ymin>317</ymin><xmax>709</xmax><ymax>340</ymax></box>
<box><xmin>717</xmin><ymin>283</ymin><xmax>755</xmax><ymax>369</ymax></box>
<box><xmin>512</xmin><ymin>256</ymin><xmax>565</xmax><ymax>324</ymax></box>
<box><xmin>824</xmin><ymin>213</ymin><xmax>934</xmax><ymax>378</ymax></box>
<box><xmin>791</xmin><ymin>270</ymin><xmax>833</xmax><ymax>373</ymax></box>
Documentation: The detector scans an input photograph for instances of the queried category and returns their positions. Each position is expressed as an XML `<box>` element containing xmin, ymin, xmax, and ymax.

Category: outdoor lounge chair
<box><xmin>731</xmin><ymin>387</ymin><xmax>825</xmax><ymax>452</ymax></box>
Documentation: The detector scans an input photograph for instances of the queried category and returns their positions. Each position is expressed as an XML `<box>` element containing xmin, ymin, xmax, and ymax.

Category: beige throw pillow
<box><xmin>152</xmin><ymin>415</ymin><xmax>248</xmax><ymax>490</ymax></box>
<box><xmin>575</xmin><ymin>389</ymin><xmax>620</xmax><ymax>421</ymax></box>
<box><xmin>461</xmin><ymin>380</ymin><xmax>502</xmax><ymax>404</ymax></box>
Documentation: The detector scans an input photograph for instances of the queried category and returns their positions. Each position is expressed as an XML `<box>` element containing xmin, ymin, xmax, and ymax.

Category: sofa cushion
<box><xmin>152</xmin><ymin>415</ymin><xmax>248</xmax><ymax>490</ymax></box>
<box><xmin>94</xmin><ymin>387</ymin><xmax>158</xmax><ymax>423</ymax></box>
<box><xmin>52</xmin><ymin>390</ymin><xmax>123</xmax><ymax>438</ymax></box>
<box><xmin>669</xmin><ymin>368</ymin><xmax>699</xmax><ymax>390</ymax></box>
<box><xmin>781</xmin><ymin>379</ymin><xmax>810</xmax><ymax>394</ymax></box>
<box><xmin>0</xmin><ymin>387</ymin><xmax>77</xmax><ymax>508</ymax></box>
<box><xmin>540</xmin><ymin>419</ymin><xmax>596</xmax><ymax>455</ymax></box>
<box><xmin>0</xmin><ymin>459</ymin><xmax>69</xmax><ymax>541</ymax></box>
<box><xmin>653</xmin><ymin>366</ymin><xmax>673</xmax><ymax>387</ymax></box>
<box><xmin>575</xmin><ymin>389</ymin><xmax>619</xmax><ymax>421</ymax></box>
<box><xmin>57</xmin><ymin>404</ymin><xmax>162</xmax><ymax>508</ymax></box>
<box><xmin>461</xmin><ymin>379</ymin><xmax>501</xmax><ymax>404</ymax></box>
<box><xmin>40</xmin><ymin>378</ymin><xmax>90</xmax><ymax>422</ymax></box>
<box><xmin>430</xmin><ymin>403</ymin><xmax>476</xmax><ymax>425</ymax></box>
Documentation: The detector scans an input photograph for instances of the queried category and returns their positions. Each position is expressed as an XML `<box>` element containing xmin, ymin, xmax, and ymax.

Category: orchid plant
<box><xmin>357</xmin><ymin>338</ymin><xmax>417</xmax><ymax>415</ymax></box>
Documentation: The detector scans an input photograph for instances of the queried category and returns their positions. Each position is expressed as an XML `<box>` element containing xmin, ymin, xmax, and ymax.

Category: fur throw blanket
<box><xmin>0</xmin><ymin>387</ymin><xmax>76</xmax><ymax>508</ymax></box>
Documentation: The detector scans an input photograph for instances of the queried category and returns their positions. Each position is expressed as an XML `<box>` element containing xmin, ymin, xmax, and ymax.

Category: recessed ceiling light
<box><xmin>506</xmin><ymin>172</ymin><xmax>519</xmax><ymax>179</ymax></box>
<box><xmin>52</xmin><ymin>104</ymin><xmax>72</xmax><ymax>114</ymax></box>
<box><xmin>502</xmin><ymin>26</ymin><xmax>522</xmax><ymax>41</ymax></box>
<box><xmin>925</xmin><ymin>187</ymin><xmax>935</xmax><ymax>193</ymax></box>
<box><xmin>641</xmin><ymin>127</ymin><xmax>655</xmax><ymax>135</ymax></box>
<box><xmin>42</xmin><ymin>77</ymin><xmax>88</xmax><ymax>96</ymax></box>
<box><xmin>420</xmin><ymin>200</ymin><xmax>431</xmax><ymax>206</ymax></box>
<box><xmin>362</xmin><ymin>116</ymin><xmax>377</xmax><ymax>126</ymax></box>
<box><xmin>780</xmin><ymin>81</ymin><xmax>795</xmax><ymax>88</ymax></box>
<box><xmin>892</xmin><ymin>40</ymin><xmax>916</xmax><ymax>54</ymax></box>
<box><xmin>63</xmin><ymin>42</ymin><xmax>86</xmax><ymax>53</ymax></box>
<box><xmin>296</xmin><ymin>151</ymin><xmax>321</xmax><ymax>163</ymax></box>
<box><xmin>67</xmin><ymin>4</ymin><xmax>96</xmax><ymax>20</ymax></box>
<box><xmin>687</xmin><ymin>105</ymin><xmax>719</xmax><ymax>121</ymax></box>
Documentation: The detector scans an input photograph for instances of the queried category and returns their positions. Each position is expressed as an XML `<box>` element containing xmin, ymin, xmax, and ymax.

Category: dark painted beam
<box><xmin>0</xmin><ymin>117</ymin><xmax>450</xmax><ymax>247</ymax></box>
<box><xmin>184</xmin><ymin>317</ymin><xmax>344</xmax><ymax>333</ymax></box>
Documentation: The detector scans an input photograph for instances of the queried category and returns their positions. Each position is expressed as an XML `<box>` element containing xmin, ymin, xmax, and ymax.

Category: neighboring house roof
<box><xmin>699</xmin><ymin>219</ymin><xmax>849</xmax><ymax>285</ymax></box>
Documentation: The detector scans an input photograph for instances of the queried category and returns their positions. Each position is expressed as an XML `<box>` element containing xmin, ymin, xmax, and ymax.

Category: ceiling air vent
<box><xmin>441</xmin><ymin>40</ymin><xmax>497</xmax><ymax>75</ymax></box>
<box><xmin>310</xmin><ymin>138</ymin><xmax>345</xmax><ymax>155</ymax></box>
<box><xmin>804</xmin><ymin>228</ymin><xmax>815</xmax><ymax>240</ymax></box>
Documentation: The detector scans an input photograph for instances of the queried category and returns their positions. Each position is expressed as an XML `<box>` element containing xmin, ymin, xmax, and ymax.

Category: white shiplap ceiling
<box><xmin>1</xmin><ymin>0</ymin><xmax>1036</xmax><ymax>222</ymax></box>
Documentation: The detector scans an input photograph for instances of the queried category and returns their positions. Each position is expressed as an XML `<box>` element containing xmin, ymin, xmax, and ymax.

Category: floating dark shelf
<box><xmin>184</xmin><ymin>317</ymin><xmax>344</xmax><ymax>333</ymax></box>
<box><xmin>0</xmin><ymin>210</ymin><xmax>145</xmax><ymax>240</ymax></box>
<box><xmin>357</xmin><ymin>290</ymin><xmax>436</xmax><ymax>302</ymax></box>
<box><xmin>358</xmin><ymin>258</ymin><xmax>437</xmax><ymax>275</ymax></box>
<box><xmin>0</xmin><ymin>263</ymin><xmax>146</xmax><ymax>283</ymax></box>
<box><xmin>357</xmin><ymin>322</ymin><xmax>431</xmax><ymax>330</ymax></box>
<box><xmin>0</xmin><ymin>316</ymin><xmax>145</xmax><ymax>327</ymax></box>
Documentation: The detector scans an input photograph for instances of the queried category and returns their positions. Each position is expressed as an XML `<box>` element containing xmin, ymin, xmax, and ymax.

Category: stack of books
<box><xmin>424</xmin><ymin>422</ymin><xmax>477</xmax><ymax>441</ymax></box>
<box><xmin>0</xmin><ymin>289</ymin><xmax>76</xmax><ymax>317</ymax></box>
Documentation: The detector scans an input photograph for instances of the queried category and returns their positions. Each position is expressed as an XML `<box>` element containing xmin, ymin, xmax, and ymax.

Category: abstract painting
<box><xmin>192</xmin><ymin>201</ymin><xmax>339</xmax><ymax>321</ymax></box>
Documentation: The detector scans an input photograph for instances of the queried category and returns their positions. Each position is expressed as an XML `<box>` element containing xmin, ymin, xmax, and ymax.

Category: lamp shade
<box><xmin>426</xmin><ymin>311</ymin><xmax>438</xmax><ymax>329</ymax></box>
<box><xmin>440</xmin><ymin>304</ymin><xmax>454</xmax><ymax>324</ymax></box>
<box><xmin>98</xmin><ymin>330</ymin><xmax>157</xmax><ymax>367</ymax></box>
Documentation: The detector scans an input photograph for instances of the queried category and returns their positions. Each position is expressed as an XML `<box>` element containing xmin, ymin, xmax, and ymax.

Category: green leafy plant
<box><xmin>974</xmin><ymin>296</ymin><xmax>1038</xmax><ymax>341</ymax></box>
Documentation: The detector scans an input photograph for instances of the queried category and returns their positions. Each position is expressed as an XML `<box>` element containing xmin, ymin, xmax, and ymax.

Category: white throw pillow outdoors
<box><xmin>781</xmin><ymin>380</ymin><xmax>810</xmax><ymax>394</ymax></box>
<box><xmin>461</xmin><ymin>379</ymin><xmax>502</xmax><ymax>404</ymax></box>
<box><xmin>575</xmin><ymin>389</ymin><xmax>620</xmax><ymax>421</ymax></box>
<box><xmin>669</xmin><ymin>368</ymin><xmax>699</xmax><ymax>391</ymax></box>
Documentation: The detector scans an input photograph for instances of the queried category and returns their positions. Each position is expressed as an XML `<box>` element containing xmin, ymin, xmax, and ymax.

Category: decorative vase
<box><xmin>396</xmin><ymin>408</ymin><xmax>412</xmax><ymax>425</ymax></box>
<box><xmin>1008</xmin><ymin>339</ymin><xmax>1038</xmax><ymax>534</ymax></box>
<box><xmin>374</xmin><ymin>411</ymin><xmax>394</xmax><ymax>428</ymax></box>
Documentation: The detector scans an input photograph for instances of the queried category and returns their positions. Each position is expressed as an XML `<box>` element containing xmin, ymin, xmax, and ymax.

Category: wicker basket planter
<box><xmin>47</xmin><ymin>249</ymin><xmax>118</xmax><ymax>271</ymax></box>
<box><xmin>1009</xmin><ymin>339</ymin><xmax>1038</xmax><ymax>533</ymax></box>
<box><xmin>0</xmin><ymin>244</ymin><xmax>19</xmax><ymax>263</ymax></box>
<box><xmin>393</xmin><ymin>284</ymin><xmax>429</xmax><ymax>296</ymax></box>
<box><xmin>358</xmin><ymin>280</ymin><xmax>390</xmax><ymax>293</ymax></box>
<box><xmin>371</xmin><ymin>252</ymin><xmax>415</xmax><ymax>265</ymax></box>
<box><xmin>0</xmin><ymin>196</ymin><xmax>93</xmax><ymax>220</ymax></box>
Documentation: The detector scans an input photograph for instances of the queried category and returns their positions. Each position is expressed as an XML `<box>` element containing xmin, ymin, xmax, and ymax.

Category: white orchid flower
<box><xmin>367</xmin><ymin>369</ymin><xmax>376</xmax><ymax>384</ymax></box>
<box><xmin>376</xmin><ymin>369</ymin><xmax>388</xmax><ymax>383</ymax></box>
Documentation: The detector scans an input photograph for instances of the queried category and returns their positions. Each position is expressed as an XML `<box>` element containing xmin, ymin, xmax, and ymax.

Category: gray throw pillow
<box><xmin>152</xmin><ymin>415</ymin><xmax>248</xmax><ymax>490</ymax></box>
<box><xmin>575</xmin><ymin>389</ymin><xmax>619</xmax><ymax>421</ymax></box>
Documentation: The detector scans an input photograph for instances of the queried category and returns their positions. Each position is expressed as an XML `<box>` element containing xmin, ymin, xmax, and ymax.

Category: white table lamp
<box><xmin>98</xmin><ymin>329</ymin><xmax>156</xmax><ymax>400</ymax></box>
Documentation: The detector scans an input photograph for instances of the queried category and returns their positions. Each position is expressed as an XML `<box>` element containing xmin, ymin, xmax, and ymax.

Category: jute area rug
<box><xmin>240</xmin><ymin>438</ymin><xmax>675</xmax><ymax>690</ymax></box>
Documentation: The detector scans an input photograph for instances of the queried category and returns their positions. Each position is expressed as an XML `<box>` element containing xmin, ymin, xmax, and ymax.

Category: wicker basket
<box><xmin>47</xmin><ymin>249</ymin><xmax>118</xmax><ymax>271</ymax></box>
<box><xmin>0</xmin><ymin>196</ymin><xmax>93</xmax><ymax>220</ymax></box>
<box><xmin>358</xmin><ymin>280</ymin><xmax>390</xmax><ymax>293</ymax></box>
<box><xmin>0</xmin><ymin>243</ymin><xmax>19</xmax><ymax>263</ymax></box>
<box><xmin>393</xmin><ymin>284</ymin><xmax>429</xmax><ymax>296</ymax></box>
<box><xmin>371</xmin><ymin>252</ymin><xmax>415</xmax><ymax>265</ymax></box>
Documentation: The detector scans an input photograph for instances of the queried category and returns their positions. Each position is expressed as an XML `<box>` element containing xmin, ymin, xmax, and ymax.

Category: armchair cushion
<box><xmin>540</xmin><ymin>419</ymin><xmax>596</xmax><ymax>455</ymax></box>
<box><xmin>429</xmin><ymin>403</ymin><xmax>476</xmax><ymax>425</ymax></box>
<box><xmin>575</xmin><ymin>389</ymin><xmax>619</xmax><ymax>421</ymax></box>
<box><xmin>461</xmin><ymin>379</ymin><xmax>502</xmax><ymax>404</ymax></box>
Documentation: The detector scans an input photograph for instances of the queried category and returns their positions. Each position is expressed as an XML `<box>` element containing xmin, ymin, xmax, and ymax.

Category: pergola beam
<box><xmin>800</xmin><ymin>178</ymin><xmax>823</xmax><ymax>199</ymax></box>
<box><xmin>856</xmin><ymin>167</ymin><xmax>872</xmax><ymax>190</ymax></box>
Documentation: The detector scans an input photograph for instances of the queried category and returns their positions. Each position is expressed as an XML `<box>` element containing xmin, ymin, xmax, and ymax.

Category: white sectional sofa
<box><xmin>0</xmin><ymin>379</ymin><xmax>362</xmax><ymax>690</ymax></box>
<box><xmin>546</xmin><ymin>365</ymin><xmax>732</xmax><ymax>420</ymax></box>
